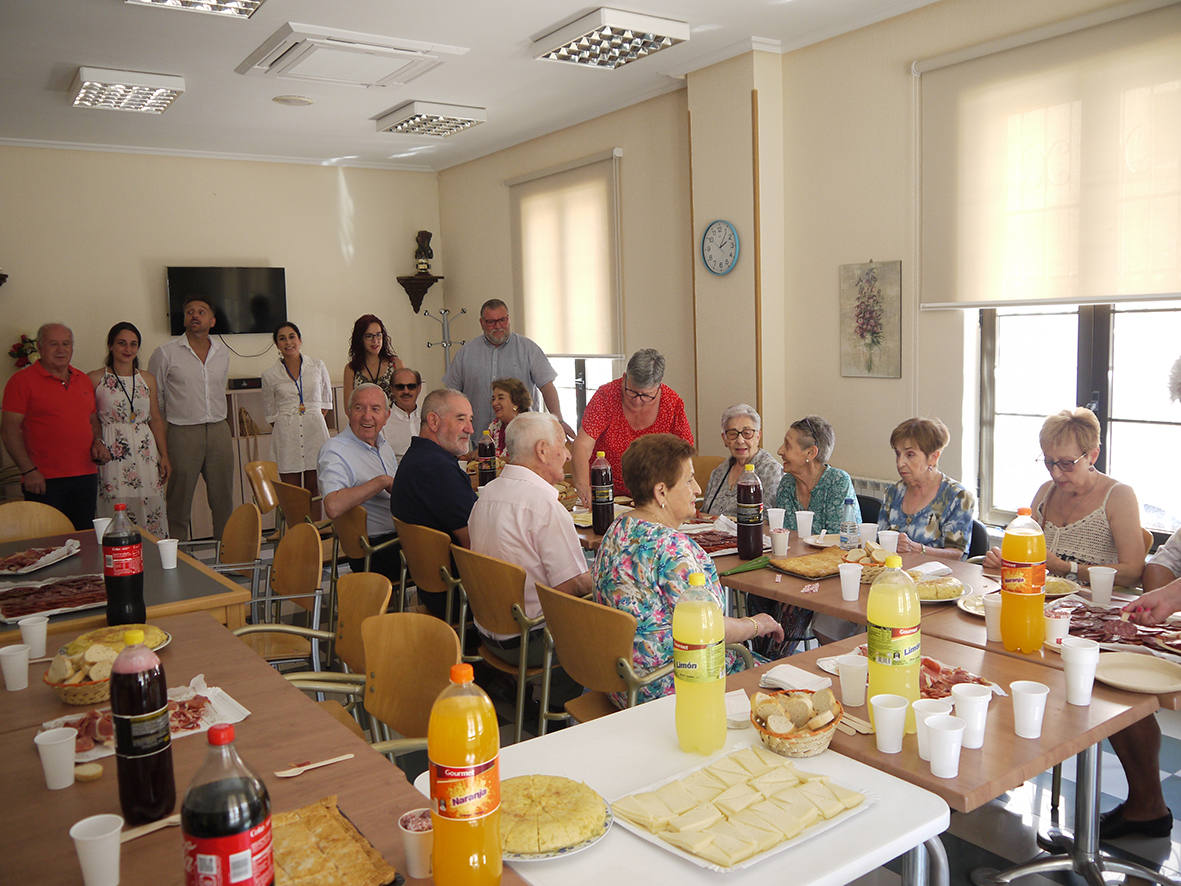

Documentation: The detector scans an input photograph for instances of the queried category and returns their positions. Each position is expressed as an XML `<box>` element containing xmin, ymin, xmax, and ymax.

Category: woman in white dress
<box><xmin>88</xmin><ymin>322</ymin><xmax>170</xmax><ymax>536</ymax></box>
<box><xmin>262</xmin><ymin>322</ymin><xmax>332</xmax><ymax>520</ymax></box>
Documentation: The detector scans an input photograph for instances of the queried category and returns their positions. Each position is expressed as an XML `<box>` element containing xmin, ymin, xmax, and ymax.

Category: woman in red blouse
<box><xmin>572</xmin><ymin>348</ymin><xmax>694</xmax><ymax>504</ymax></box>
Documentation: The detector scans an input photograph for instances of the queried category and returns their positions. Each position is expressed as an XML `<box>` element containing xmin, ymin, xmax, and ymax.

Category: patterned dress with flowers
<box><xmin>592</xmin><ymin>514</ymin><xmax>743</xmax><ymax>707</ymax></box>
<box><xmin>95</xmin><ymin>370</ymin><xmax>167</xmax><ymax>536</ymax></box>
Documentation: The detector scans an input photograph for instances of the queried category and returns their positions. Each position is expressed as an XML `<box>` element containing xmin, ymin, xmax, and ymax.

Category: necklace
<box><xmin>283</xmin><ymin>356</ymin><xmax>305</xmax><ymax>414</ymax></box>
<box><xmin>361</xmin><ymin>357</ymin><xmax>382</xmax><ymax>384</ymax></box>
<box><xmin>112</xmin><ymin>369</ymin><xmax>138</xmax><ymax>421</ymax></box>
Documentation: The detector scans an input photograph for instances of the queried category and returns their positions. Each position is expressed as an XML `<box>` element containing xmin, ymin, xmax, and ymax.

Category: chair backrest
<box><xmin>450</xmin><ymin>544</ymin><xmax>527</xmax><ymax>637</ymax></box>
<box><xmin>393</xmin><ymin>518</ymin><xmax>454</xmax><ymax>594</ymax></box>
<box><xmin>969</xmin><ymin>519</ymin><xmax>990</xmax><ymax>560</ymax></box>
<box><xmin>1143</xmin><ymin>527</ymin><xmax>1154</xmax><ymax>557</ymax></box>
<box><xmin>0</xmin><ymin>501</ymin><xmax>74</xmax><ymax>542</ymax></box>
<box><xmin>219</xmin><ymin>502</ymin><xmax>261</xmax><ymax>567</ymax></box>
<box><xmin>334</xmin><ymin>572</ymin><xmax>392</xmax><ymax>673</ymax></box>
<box><xmin>691</xmin><ymin>455</ymin><xmax>725</xmax><ymax>487</ymax></box>
<box><xmin>332</xmin><ymin>506</ymin><xmax>369</xmax><ymax>561</ymax></box>
<box><xmin>270</xmin><ymin>522</ymin><xmax>322</xmax><ymax>612</ymax></box>
<box><xmin>536</xmin><ymin>583</ymin><xmax>637</xmax><ymax>695</ymax></box>
<box><xmin>273</xmin><ymin>480</ymin><xmax>313</xmax><ymax>530</ymax></box>
<box><xmin>856</xmin><ymin>494</ymin><xmax>883</xmax><ymax>526</ymax></box>
<box><xmin>361</xmin><ymin>612</ymin><xmax>460</xmax><ymax>737</ymax></box>
<box><xmin>244</xmin><ymin>460</ymin><xmax>279</xmax><ymax>515</ymax></box>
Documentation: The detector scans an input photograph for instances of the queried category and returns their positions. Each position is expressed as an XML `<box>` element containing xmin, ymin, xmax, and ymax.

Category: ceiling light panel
<box><xmin>71</xmin><ymin>67</ymin><xmax>185</xmax><ymax>114</ymax></box>
<box><xmin>533</xmin><ymin>8</ymin><xmax>689</xmax><ymax>70</ymax></box>
<box><xmin>124</xmin><ymin>0</ymin><xmax>265</xmax><ymax>20</ymax></box>
<box><xmin>376</xmin><ymin>101</ymin><xmax>485</xmax><ymax>138</ymax></box>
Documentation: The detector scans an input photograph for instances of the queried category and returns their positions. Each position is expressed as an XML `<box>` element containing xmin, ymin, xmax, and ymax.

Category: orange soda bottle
<box><xmin>428</xmin><ymin>663</ymin><xmax>502</xmax><ymax>886</ymax></box>
<box><xmin>1000</xmin><ymin>507</ymin><xmax>1047</xmax><ymax>653</ymax></box>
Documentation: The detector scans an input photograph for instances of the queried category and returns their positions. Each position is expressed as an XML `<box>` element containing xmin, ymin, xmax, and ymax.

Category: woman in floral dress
<box><xmin>88</xmin><ymin>322</ymin><xmax>170</xmax><ymax>536</ymax></box>
<box><xmin>592</xmin><ymin>434</ymin><xmax>782</xmax><ymax>707</ymax></box>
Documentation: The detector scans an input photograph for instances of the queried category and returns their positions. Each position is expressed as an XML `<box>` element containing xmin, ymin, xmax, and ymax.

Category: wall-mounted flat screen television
<box><xmin>167</xmin><ymin>267</ymin><xmax>287</xmax><ymax>336</ymax></box>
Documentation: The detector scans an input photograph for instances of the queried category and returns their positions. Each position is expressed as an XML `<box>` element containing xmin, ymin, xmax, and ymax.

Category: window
<box><xmin>980</xmin><ymin>301</ymin><xmax>1181</xmax><ymax>532</ymax></box>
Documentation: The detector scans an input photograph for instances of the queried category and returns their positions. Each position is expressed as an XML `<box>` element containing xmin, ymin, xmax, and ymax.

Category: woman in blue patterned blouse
<box><xmin>877</xmin><ymin>417</ymin><xmax>975</xmax><ymax>560</ymax></box>
<box><xmin>774</xmin><ymin>415</ymin><xmax>859</xmax><ymax>533</ymax></box>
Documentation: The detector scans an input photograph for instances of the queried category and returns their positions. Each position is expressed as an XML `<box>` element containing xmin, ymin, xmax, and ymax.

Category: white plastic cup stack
<box><xmin>1059</xmin><ymin>636</ymin><xmax>1101</xmax><ymax>706</ymax></box>
<box><xmin>982</xmin><ymin>593</ymin><xmax>1003</xmax><ymax>642</ymax></box>
<box><xmin>157</xmin><ymin>538</ymin><xmax>179</xmax><ymax>570</ymax></box>
<box><xmin>770</xmin><ymin>529</ymin><xmax>790</xmax><ymax>557</ymax></box>
<box><xmin>859</xmin><ymin>523</ymin><xmax>878</xmax><ymax>545</ymax></box>
<box><xmin>950</xmin><ymin>683</ymin><xmax>992</xmax><ymax>749</ymax></box>
<box><xmin>398</xmin><ymin>808</ymin><xmax>433</xmax><ymax>880</ymax></box>
<box><xmin>795</xmin><ymin>511</ymin><xmax>814</xmax><ymax>540</ymax></box>
<box><xmin>912</xmin><ymin>698</ymin><xmax>954</xmax><ymax>761</ymax></box>
<box><xmin>869</xmin><ymin>694</ymin><xmax>909</xmax><ymax>754</ymax></box>
<box><xmin>1009</xmin><ymin>680</ymin><xmax>1051</xmax><ymax>739</ymax></box>
<box><xmin>70</xmin><ymin>813</ymin><xmax>124</xmax><ymax>886</ymax></box>
<box><xmin>18</xmin><ymin>615</ymin><xmax>49</xmax><ymax>658</ymax></box>
<box><xmin>0</xmin><ymin>643</ymin><xmax>30</xmax><ymax>691</ymax></box>
<box><xmin>92</xmin><ymin>517</ymin><xmax>111</xmax><ymax>545</ymax></box>
<box><xmin>877</xmin><ymin>530</ymin><xmax>899</xmax><ymax>553</ymax></box>
<box><xmin>34</xmin><ymin>727</ymin><xmax>78</xmax><ymax>789</ymax></box>
<box><xmin>1088</xmin><ymin>566</ymin><xmax>1116</xmax><ymax>607</ymax></box>
<box><xmin>838</xmin><ymin>562</ymin><xmax>862</xmax><ymax>602</ymax></box>
<box><xmin>836</xmin><ymin>653</ymin><xmax>868</xmax><ymax>707</ymax></box>
<box><xmin>925</xmin><ymin>714</ymin><xmax>967</xmax><ymax>778</ymax></box>
<box><xmin>767</xmin><ymin>508</ymin><xmax>786</xmax><ymax>531</ymax></box>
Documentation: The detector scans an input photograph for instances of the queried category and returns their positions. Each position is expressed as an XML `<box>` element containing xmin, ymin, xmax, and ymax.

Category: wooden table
<box><xmin>0</xmin><ymin>531</ymin><xmax>250</xmax><ymax>648</ymax></box>
<box><xmin>0</xmin><ymin>611</ymin><xmax>509</xmax><ymax>885</ymax></box>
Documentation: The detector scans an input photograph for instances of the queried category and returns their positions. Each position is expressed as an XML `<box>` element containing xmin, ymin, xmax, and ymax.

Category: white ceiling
<box><xmin>0</xmin><ymin>0</ymin><xmax>940</xmax><ymax>172</ymax></box>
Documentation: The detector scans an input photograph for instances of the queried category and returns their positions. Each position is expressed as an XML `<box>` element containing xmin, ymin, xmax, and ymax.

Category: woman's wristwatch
<box><xmin>1067</xmin><ymin>561</ymin><xmax>1079</xmax><ymax>578</ymax></box>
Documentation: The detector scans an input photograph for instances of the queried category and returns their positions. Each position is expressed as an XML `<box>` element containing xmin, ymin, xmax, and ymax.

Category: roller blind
<box><xmin>919</xmin><ymin>3</ymin><xmax>1181</xmax><ymax>309</ymax></box>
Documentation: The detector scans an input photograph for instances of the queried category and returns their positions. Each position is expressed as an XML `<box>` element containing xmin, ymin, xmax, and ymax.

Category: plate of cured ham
<box><xmin>0</xmin><ymin>573</ymin><xmax>106</xmax><ymax>623</ymax></box>
<box><xmin>0</xmin><ymin>538</ymin><xmax>82</xmax><ymax>575</ymax></box>
<box><xmin>818</xmin><ymin>648</ymin><xmax>1004</xmax><ymax>698</ymax></box>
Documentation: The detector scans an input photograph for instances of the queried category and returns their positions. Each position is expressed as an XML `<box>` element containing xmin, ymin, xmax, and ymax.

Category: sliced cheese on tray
<box><xmin>612</xmin><ymin>792</ymin><xmax>673</xmax><ymax>830</ymax></box>
<box><xmin>748</xmin><ymin>766</ymin><xmax>799</xmax><ymax>795</ymax></box>
<box><xmin>713</xmin><ymin>783</ymin><xmax>760</xmax><ymax>817</ymax></box>
<box><xmin>827</xmin><ymin>781</ymin><xmax>865</xmax><ymax>811</ymax></box>
<box><xmin>770</xmin><ymin>788</ymin><xmax>823</xmax><ymax>830</ymax></box>
<box><xmin>796</xmin><ymin>781</ymin><xmax>844</xmax><ymax>819</ymax></box>
<box><xmin>704</xmin><ymin>766</ymin><xmax>748</xmax><ymax>788</ymax></box>
<box><xmin>661</xmin><ymin>828</ymin><xmax>715</xmax><ymax>855</ymax></box>
<box><xmin>668</xmin><ymin>802</ymin><xmax>723</xmax><ymax>833</ymax></box>
<box><xmin>730</xmin><ymin>746</ymin><xmax>773</xmax><ymax>776</ymax></box>
<box><xmin>654</xmin><ymin>779</ymin><xmax>699</xmax><ymax>815</ymax></box>
<box><xmin>744</xmin><ymin>799</ymin><xmax>804</xmax><ymax>841</ymax></box>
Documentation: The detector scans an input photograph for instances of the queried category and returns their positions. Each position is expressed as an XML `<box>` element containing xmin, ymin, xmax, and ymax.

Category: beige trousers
<box><xmin>166</xmin><ymin>421</ymin><xmax>234</xmax><ymax>541</ymax></box>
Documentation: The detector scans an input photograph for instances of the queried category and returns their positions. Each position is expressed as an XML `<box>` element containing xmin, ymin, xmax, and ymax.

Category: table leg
<box><xmin>901</xmin><ymin>843</ymin><xmax>928</xmax><ymax>885</ymax></box>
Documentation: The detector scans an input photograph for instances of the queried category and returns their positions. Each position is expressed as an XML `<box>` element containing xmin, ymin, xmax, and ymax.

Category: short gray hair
<box><xmin>791</xmin><ymin>415</ymin><xmax>835</xmax><ymax>462</ymax></box>
<box><xmin>625</xmin><ymin>348</ymin><xmax>665</xmax><ymax>389</ymax></box>
<box><xmin>348</xmin><ymin>382</ymin><xmax>388</xmax><ymax>410</ymax></box>
<box><xmin>506</xmin><ymin>412</ymin><xmax>562</xmax><ymax>462</ymax></box>
<box><xmin>720</xmin><ymin>403</ymin><xmax>760</xmax><ymax>433</ymax></box>
<box><xmin>421</xmin><ymin>387</ymin><xmax>466</xmax><ymax>420</ymax></box>
<box><xmin>36</xmin><ymin>323</ymin><xmax>72</xmax><ymax>345</ymax></box>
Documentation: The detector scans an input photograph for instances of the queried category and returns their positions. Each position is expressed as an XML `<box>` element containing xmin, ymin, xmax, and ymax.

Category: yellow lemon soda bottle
<box><xmin>866</xmin><ymin>555</ymin><xmax>921</xmax><ymax>733</ymax></box>
<box><xmin>672</xmin><ymin>572</ymin><xmax>726</xmax><ymax>754</ymax></box>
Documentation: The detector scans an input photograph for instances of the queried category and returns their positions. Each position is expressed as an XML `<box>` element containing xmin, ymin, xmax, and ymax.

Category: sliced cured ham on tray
<box><xmin>819</xmin><ymin>647</ymin><xmax>1005</xmax><ymax>697</ymax></box>
<box><xmin>0</xmin><ymin>573</ymin><xmax>106</xmax><ymax>623</ymax></box>
<box><xmin>0</xmin><ymin>538</ymin><xmax>82</xmax><ymax>576</ymax></box>
<box><xmin>1048</xmin><ymin>595</ymin><xmax>1181</xmax><ymax>664</ymax></box>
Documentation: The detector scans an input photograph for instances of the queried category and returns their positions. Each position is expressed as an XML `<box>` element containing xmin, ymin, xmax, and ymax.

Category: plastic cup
<box><xmin>399</xmin><ymin>808</ymin><xmax>433</xmax><ymax>880</ymax></box>
<box><xmin>70</xmin><ymin>813</ymin><xmax>123</xmax><ymax>886</ymax></box>
<box><xmin>837</xmin><ymin>653</ymin><xmax>868</xmax><ymax>707</ymax></box>
<box><xmin>1010</xmin><ymin>680</ymin><xmax>1050</xmax><ymax>739</ymax></box>
<box><xmin>1</xmin><ymin>643</ymin><xmax>30</xmax><ymax>690</ymax></box>
<box><xmin>912</xmin><ymin>698</ymin><xmax>954</xmax><ymax>761</ymax></box>
<box><xmin>877</xmin><ymin>530</ymin><xmax>899</xmax><ymax>553</ymax></box>
<box><xmin>770</xmin><ymin>528</ymin><xmax>789</xmax><ymax>557</ymax></box>
<box><xmin>795</xmin><ymin>511</ymin><xmax>814</xmax><ymax>539</ymax></box>
<box><xmin>767</xmin><ymin>508</ymin><xmax>786</xmax><ymax>531</ymax></box>
<box><xmin>1088</xmin><ymin>566</ymin><xmax>1116</xmax><ymax>607</ymax></box>
<box><xmin>951</xmin><ymin>683</ymin><xmax>992</xmax><ymax>749</ymax></box>
<box><xmin>156</xmin><ymin>538</ymin><xmax>178</xmax><ymax>570</ymax></box>
<box><xmin>92</xmin><ymin>517</ymin><xmax>112</xmax><ymax>545</ymax></box>
<box><xmin>838</xmin><ymin>562</ymin><xmax>862</xmax><ymax>602</ymax></box>
<box><xmin>18</xmin><ymin>615</ymin><xmax>49</xmax><ymax>658</ymax></box>
<box><xmin>1044</xmin><ymin>612</ymin><xmax>1070</xmax><ymax>647</ymax></box>
<box><xmin>34</xmin><ymin>727</ymin><xmax>77</xmax><ymax>789</ymax></box>
<box><xmin>859</xmin><ymin>523</ymin><xmax>878</xmax><ymax>545</ymax></box>
<box><xmin>926</xmin><ymin>714</ymin><xmax>966</xmax><ymax>778</ymax></box>
<box><xmin>869</xmin><ymin>694</ymin><xmax>909</xmax><ymax>754</ymax></box>
<box><xmin>982</xmin><ymin>593</ymin><xmax>1003</xmax><ymax>642</ymax></box>
<box><xmin>1060</xmin><ymin>636</ymin><xmax>1100</xmax><ymax>705</ymax></box>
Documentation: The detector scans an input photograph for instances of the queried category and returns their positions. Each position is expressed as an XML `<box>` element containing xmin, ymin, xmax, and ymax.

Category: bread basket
<box><xmin>43</xmin><ymin>672</ymin><xmax>111</xmax><ymax>706</ymax></box>
<box><xmin>750</xmin><ymin>689</ymin><xmax>843</xmax><ymax>758</ymax></box>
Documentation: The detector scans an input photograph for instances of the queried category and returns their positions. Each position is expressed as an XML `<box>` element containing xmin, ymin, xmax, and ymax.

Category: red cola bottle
<box><xmin>590</xmin><ymin>450</ymin><xmax>615</xmax><ymax>536</ymax></box>
<box><xmin>111</xmin><ymin>629</ymin><xmax>176</xmax><ymax>825</ymax></box>
<box><xmin>477</xmin><ymin>430</ymin><xmax>497</xmax><ymax>487</ymax></box>
<box><xmin>736</xmin><ymin>464</ymin><xmax>764</xmax><ymax>560</ymax></box>
<box><xmin>182</xmin><ymin>723</ymin><xmax>274</xmax><ymax>886</ymax></box>
<box><xmin>103</xmin><ymin>503</ymin><xmax>145</xmax><ymax>625</ymax></box>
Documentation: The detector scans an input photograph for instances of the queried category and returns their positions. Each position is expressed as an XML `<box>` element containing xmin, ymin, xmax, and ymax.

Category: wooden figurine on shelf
<box><xmin>415</xmin><ymin>230</ymin><xmax>433</xmax><ymax>274</ymax></box>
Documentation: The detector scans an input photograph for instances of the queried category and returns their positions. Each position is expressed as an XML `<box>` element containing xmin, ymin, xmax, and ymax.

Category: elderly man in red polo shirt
<box><xmin>1</xmin><ymin>323</ymin><xmax>110</xmax><ymax>529</ymax></box>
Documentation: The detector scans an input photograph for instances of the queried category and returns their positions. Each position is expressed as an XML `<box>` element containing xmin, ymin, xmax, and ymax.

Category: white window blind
<box><xmin>508</xmin><ymin>149</ymin><xmax>622</xmax><ymax>354</ymax></box>
<box><xmin>919</xmin><ymin>3</ymin><xmax>1181</xmax><ymax>309</ymax></box>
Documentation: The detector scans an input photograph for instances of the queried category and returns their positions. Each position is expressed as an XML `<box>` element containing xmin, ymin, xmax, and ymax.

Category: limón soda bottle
<box><xmin>1000</xmin><ymin>507</ymin><xmax>1047</xmax><ymax>654</ymax></box>
<box><xmin>672</xmin><ymin>572</ymin><xmax>726</xmax><ymax>754</ymax></box>
<box><xmin>428</xmin><ymin>663</ymin><xmax>502</xmax><ymax>886</ymax></box>
<box><xmin>866</xmin><ymin>555</ymin><xmax>920</xmax><ymax>733</ymax></box>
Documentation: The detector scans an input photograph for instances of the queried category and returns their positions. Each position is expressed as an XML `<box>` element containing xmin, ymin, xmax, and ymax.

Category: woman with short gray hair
<box><xmin>701</xmin><ymin>404</ymin><xmax>783</xmax><ymax>518</ymax></box>
<box><xmin>571</xmin><ymin>348</ymin><xmax>693</xmax><ymax>507</ymax></box>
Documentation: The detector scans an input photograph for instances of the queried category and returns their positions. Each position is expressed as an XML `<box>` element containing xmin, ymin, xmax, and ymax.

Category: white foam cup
<box><xmin>912</xmin><ymin>698</ymin><xmax>954</xmax><ymax>761</ymax></box>
<box><xmin>950</xmin><ymin>683</ymin><xmax>992</xmax><ymax>749</ymax></box>
<box><xmin>770</xmin><ymin>528</ymin><xmax>790</xmax><ymax>557</ymax></box>
<box><xmin>1088</xmin><ymin>566</ymin><xmax>1116</xmax><ymax>607</ymax></box>
<box><xmin>795</xmin><ymin>511</ymin><xmax>814</xmax><ymax>539</ymax></box>
<box><xmin>34</xmin><ymin>727</ymin><xmax>77</xmax><ymax>789</ymax></box>
<box><xmin>767</xmin><ymin>508</ymin><xmax>786</xmax><ymax>531</ymax></box>
<box><xmin>70</xmin><ymin>813</ymin><xmax>124</xmax><ymax>886</ymax></box>
<box><xmin>926</xmin><ymin>714</ymin><xmax>966</xmax><ymax>778</ymax></box>
<box><xmin>0</xmin><ymin>643</ymin><xmax>30</xmax><ymax>690</ymax></box>
<box><xmin>982</xmin><ymin>593</ymin><xmax>1003</xmax><ymax>642</ymax></box>
<box><xmin>1044</xmin><ymin>612</ymin><xmax>1070</xmax><ymax>647</ymax></box>
<box><xmin>92</xmin><ymin>517</ymin><xmax>112</xmax><ymax>545</ymax></box>
<box><xmin>877</xmin><ymin>530</ymin><xmax>899</xmax><ymax>553</ymax></box>
<box><xmin>836</xmin><ymin>653</ymin><xmax>868</xmax><ymax>707</ymax></box>
<box><xmin>859</xmin><ymin>523</ymin><xmax>878</xmax><ymax>545</ymax></box>
<box><xmin>399</xmin><ymin>808</ymin><xmax>433</xmax><ymax>880</ymax></box>
<box><xmin>1009</xmin><ymin>680</ymin><xmax>1051</xmax><ymax>739</ymax></box>
<box><xmin>18</xmin><ymin>615</ymin><xmax>48</xmax><ymax>658</ymax></box>
<box><xmin>1059</xmin><ymin>636</ymin><xmax>1100</xmax><ymax>706</ymax></box>
<box><xmin>869</xmin><ymin>693</ymin><xmax>909</xmax><ymax>754</ymax></box>
<box><xmin>156</xmin><ymin>538</ymin><xmax>178</xmax><ymax>570</ymax></box>
<box><xmin>838</xmin><ymin>562</ymin><xmax>862</xmax><ymax>602</ymax></box>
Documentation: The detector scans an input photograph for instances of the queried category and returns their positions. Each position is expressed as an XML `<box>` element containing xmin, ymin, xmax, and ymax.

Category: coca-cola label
<box><xmin>113</xmin><ymin>704</ymin><xmax>170</xmax><ymax>758</ymax></box>
<box><xmin>429</xmin><ymin>755</ymin><xmax>500</xmax><ymax>821</ymax></box>
<box><xmin>183</xmin><ymin>818</ymin><xmax>273</xmax><ymax>886</ymax></box>
<box><xmin>104</xmin><ymin>543</ymin><xmax>143</xmax><ymax>577</ymax></box>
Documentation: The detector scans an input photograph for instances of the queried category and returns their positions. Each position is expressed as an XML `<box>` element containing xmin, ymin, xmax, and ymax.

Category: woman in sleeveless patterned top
<box><xmin>342</xmin><ymin>314</ymin><xmax>404</xmax><ymax>409</ymax></box>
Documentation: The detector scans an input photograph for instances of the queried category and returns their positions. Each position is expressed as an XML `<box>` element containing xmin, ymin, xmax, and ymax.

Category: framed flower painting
<box><xmin>839</xmin><ymin>260</ymin><xmax>901</xmax><ymax>378</ymax></box>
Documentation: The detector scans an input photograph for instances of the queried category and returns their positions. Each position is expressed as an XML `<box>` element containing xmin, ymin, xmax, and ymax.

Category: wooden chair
<box><xmin>450</xmin><ymin>545</ymin><xmax>564</xmax><ymax>743</ymax></box>
<box><xmin>331</xmin><ymin>506</ymin><xmax>401</xmax><ymax>608</ymax></box>
<box><xmin>0</xmin><ymin>501</ymin><xmax>73</xmax><ymax>542</ymax></box>
<box><xmin>243</xmin><ymin>460</ymin><xmax>279</xmax><ymax>517</ymax></box>
<box><xmin>393</xmin><ymin>518</ymin><xmax>467</xmax><ymax>651</ymax></box>
<box><xmin>1143</xmin><ymin>527</ymin><xmax>1154</xmax><ymax>557</ymax></box>
<box><xmin>179</xmin><ymin>503</ymin><xmax>266</xmax><ymax>620</ymax></box>
<box><xmin>691</xmin><ymin>455</ymin><xmax>725</xmax><ymax>488</ymax></box>
<box><xmin>273</xmin><ymin>480</ymin><xmax>331</xmax><ymax>540</ymax></box>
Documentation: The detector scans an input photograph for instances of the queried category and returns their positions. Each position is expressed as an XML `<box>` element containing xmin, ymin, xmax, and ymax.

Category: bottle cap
<box><xmin>744</xmin><ymin>464</ymin><xmax>755</xmax><ymax>472</ymax></box>
<box><xmin>1017</xmin><ymin>507</ymin><xmax>1031</xmax><ymax>515</ymax></box>
<box><xmin>114</xmin><ymin>503</ymin><xmax>127</xmax><ymax>511</ymax></box>
<box><xmin>123</xmin><ymin>629</ymin><xmax>145</xmax><ymax>646</ymax></box>
<box><xmin>596</xmin><ymin>451</ymin><xmax>605</xmax><ymax>458</ymax></box>
<box><xmin>885</xmin><ymin>555</ymin><xmax>903</xmax><ymax>568</ymax></box>
<box><xmin>483</xmin><ymin>429</ymin><xmax>491</xmax><ymax>437</ymax></box>
<box><xmin>688</xmin><ymin>572</ymin><xmax>706</xmax><ymax>587</ymax></box>
<box><xmin>207</xmin><ymin>723</ymin><xmax>235</xmax><ymax>746</ymax></box>
<box><xmin>450</xmin><ymin>663</ymin><xmax>474</xmax><ymax>684</ymax></box>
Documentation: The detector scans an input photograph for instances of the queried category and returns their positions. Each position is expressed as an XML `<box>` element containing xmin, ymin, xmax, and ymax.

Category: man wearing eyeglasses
<box><xmin>442</xmin><ymin>298</ymin><xmax>574</xmax><ymax>444</ymax></box>
<box><xmin>383</xmin><ymin>367</ymin><xmax>422</xmax><ymax>460</ymax></box>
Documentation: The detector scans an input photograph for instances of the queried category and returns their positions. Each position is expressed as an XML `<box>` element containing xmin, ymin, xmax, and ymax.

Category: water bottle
<box><xmin>736</xmin><ymin>465</ymin><xmax>763</xmax><ymax>560</ymax></box>
<box><xmin>839</xmin><ymin>497</ymin><xmax>860</xmax><ymax>550</ymax></box>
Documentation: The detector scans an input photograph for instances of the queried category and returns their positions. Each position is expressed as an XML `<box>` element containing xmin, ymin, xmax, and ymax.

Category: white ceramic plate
<box><xmin>918</xmin><ymin>587</ymin><xmax>969</xmax><ymax>605</ymax></box>
<box><xmin>803</xmin><ymin>534</ymin><xmax>840</xmax><ymax>548</ymax></box>
<box><xmin>503</xmin><ymin>802</ymin><xmax>612</xmax><ymax>862</ymax></box>
<box><xmin>957</xmin><ymin>594</ymin><xmax>987</xmax><ymax>617</ymax></box>
<box><xmin>1094</xmin><ymin>652</ymin><xmax>1181</xmax><ymax>694</ymax></box>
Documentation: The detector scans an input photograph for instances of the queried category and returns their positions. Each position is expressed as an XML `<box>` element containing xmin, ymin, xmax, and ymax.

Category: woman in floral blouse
<box><xmin>592</xmin><ymin>434</ymin><xmax>781</xmax><ymax>707</ymax></box>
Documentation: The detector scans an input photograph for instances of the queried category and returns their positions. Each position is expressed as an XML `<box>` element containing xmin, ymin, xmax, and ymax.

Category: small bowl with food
<box><xmin>750</xmin><ymin>688</ymin><xmax>843</xmax><ymax>758</ymax></box>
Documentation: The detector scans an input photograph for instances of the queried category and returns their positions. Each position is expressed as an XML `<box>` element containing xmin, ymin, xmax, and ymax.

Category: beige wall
<box><xmin>0</xmin><ymin>146</ymin><xmax>441</xmax><ymax>391</ymax></box>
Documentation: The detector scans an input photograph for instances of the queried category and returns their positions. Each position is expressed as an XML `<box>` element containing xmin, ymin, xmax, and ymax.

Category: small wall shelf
<box><xmin>397</xmin><ymin>273</ymin><xmax>443</xmax><ymax>313</ymax></box>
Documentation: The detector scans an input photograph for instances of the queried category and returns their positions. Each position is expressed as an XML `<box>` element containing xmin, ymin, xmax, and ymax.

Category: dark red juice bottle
<box><xmin>103</xmin><ymin>502</ymin><xmax>145</xmax><ymax>625</ymax></box>
<box><xmin>590</xmin><ymin>450</ymin><xmax>614</xmax><ymax>536</ymax></box>
<box><xmin>182</xmin><ymin>724</ymin><xmax>274</xmax><ymax>886</ymax></box>
<box><xmin>736</xmin><ymin>464</ymin><xmax>764</xmax><ymax>560</ymax></box>
<box><xmin>111</xmin><ymin>629</ymin><xmax>175</xmax><ymax>825</ymax></box>
<box><xmin>477</xmin><ymin>430</ymin><xmax>497</xmax><ymax>487</ymax></box>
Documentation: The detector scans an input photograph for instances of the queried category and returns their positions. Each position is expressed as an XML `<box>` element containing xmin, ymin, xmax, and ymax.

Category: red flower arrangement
<box><xmin>7</xmin><ymin>334</ymin><xmax>38</xmax><ymax>368</ymax></box>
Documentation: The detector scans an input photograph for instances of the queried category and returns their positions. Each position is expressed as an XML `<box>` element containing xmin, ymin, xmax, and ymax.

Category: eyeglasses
<box><xmin>724</xmin><ymin>428</ymin><xmax>758</xmax><ymax>441</ymax></box>
<box><xmin>623</xmin><ymin>382</ymin><xmax>659</xmax><ymax>403</ymax></box>
<box><xmin>1040</xmin><ymin>452</ymin><xmax>1088</xmax><ymax>472</ymax></box>
<box><xmin>393</xmin><ymin>382</ymin><xmax>419</xmax><ymax>391</ymax></box>
<box><xmin>481</xmin><ymin>315</ymin><xmax>510</xmax><ymax>327</ymax></box>
<box><xmin>362</xmin><ymin>332</ymin><xmax>383</xmax><ymax>341</ymax></box>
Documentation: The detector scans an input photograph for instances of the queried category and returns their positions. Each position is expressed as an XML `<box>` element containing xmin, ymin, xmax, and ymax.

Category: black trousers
<box><xmin>26</xmin><ymin>474</ymin><xmax>98</xmax><ymax>530</ymax></box>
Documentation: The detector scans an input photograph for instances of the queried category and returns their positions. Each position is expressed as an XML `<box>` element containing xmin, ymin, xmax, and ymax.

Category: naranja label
<box><xmin>429</xmin><ymin>756</ymin><xmax>500</xmax><ymax>821</ymax></box>
<box><xmin>1000</xmin><ymin>558</ymin><xmax>1047</xmax><ymax>595</ymax></box>
<box><xmin>866</xmin><ymin>622</ymin><xmax>921</xmax><ymax>667</ymax></box>
<box><xmin>673</xmin><ymin>636</ymin><xmax>725</xmax><ymax>683</ymax></box>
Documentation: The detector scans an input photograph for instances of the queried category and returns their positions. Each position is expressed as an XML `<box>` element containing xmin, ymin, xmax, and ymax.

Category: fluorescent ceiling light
<box><xmin>71</xmin><ymin>67</ymin><xmax>185</xmax><ymax>114</ymax></box>
<box><xmin>124</xmin><ymin>0</ymin><xmax>265</xmax><ymax>20</ymax></box>
<box><xmin>533</xmin><ymin>8</ymin><xmax>689</xmax><ymax>70</ymax></box>
<box><xmin>376</xmin><ymin>101</ymin><xmax>486</xmax><ymax>138</ymax></box>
